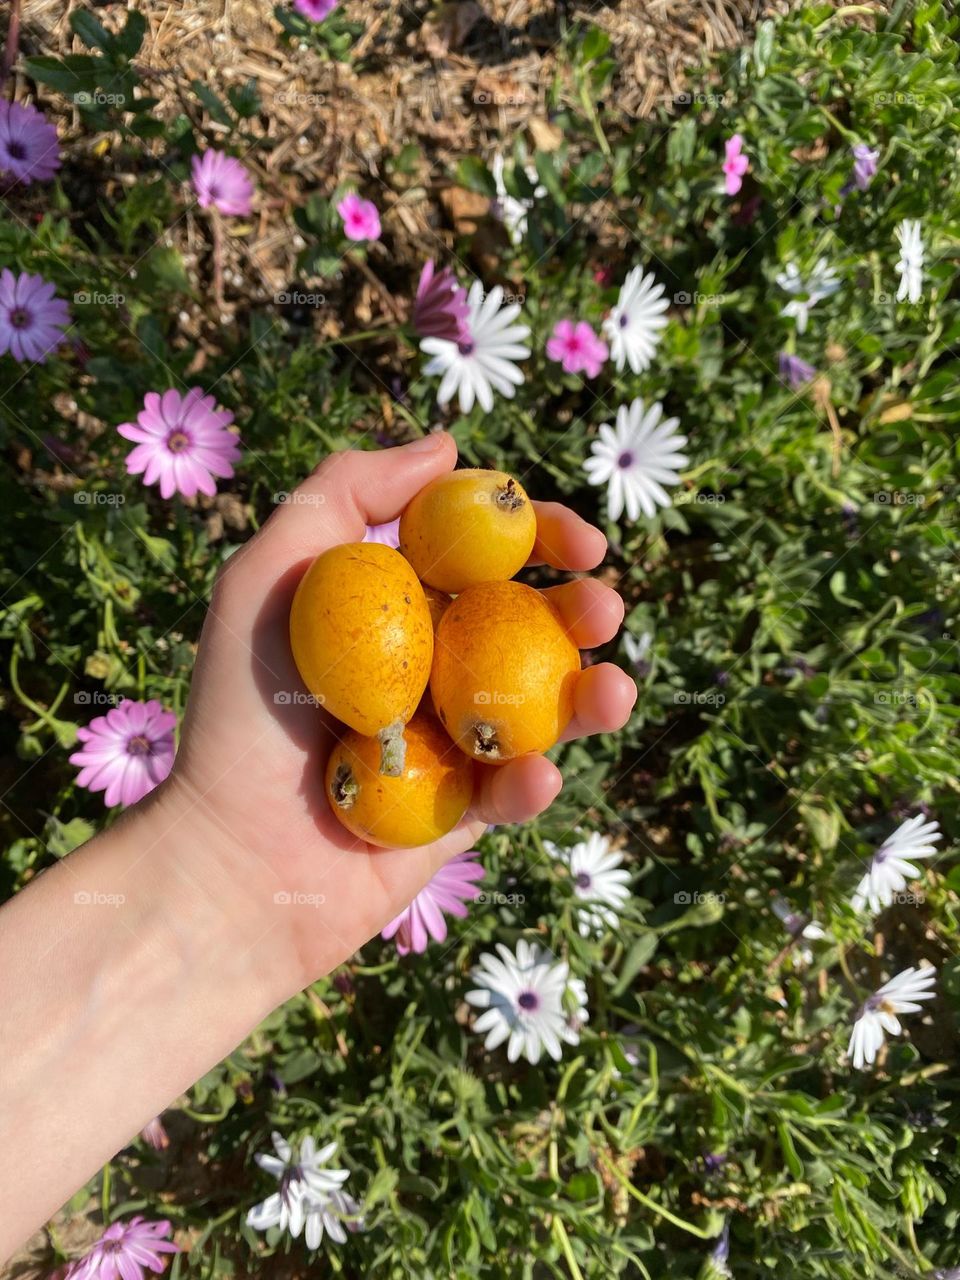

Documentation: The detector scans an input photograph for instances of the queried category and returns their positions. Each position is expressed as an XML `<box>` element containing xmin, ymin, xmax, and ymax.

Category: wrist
<box><xmin>123</xmin><ymin>773</ymin><xmax>304</xmax><ymax>1013</ymax></box>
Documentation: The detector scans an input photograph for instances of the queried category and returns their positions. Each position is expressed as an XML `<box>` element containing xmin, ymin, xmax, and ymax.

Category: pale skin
<box><xmin>0</xmin><ymin>432</ymin><xmax>636</xmax><ymax>1257</ymax></box>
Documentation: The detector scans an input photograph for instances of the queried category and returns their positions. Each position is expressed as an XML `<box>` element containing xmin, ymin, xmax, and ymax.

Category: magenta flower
<box><xmin>337</xmin><ymin>193</ymin><xmax>381</xmax><ymax>242</ymax></box>
<box><xmin>118</xmin><ymin>388</ymin><xmax>241</xmax><ymax>500</ymax></box>
<box><xmin>295</xmin><ymin>0</ymin><xmax>338</xmax><ymax>18</ymax></box>
<box><xmin>0</xmin><ymin>100</ymin><xmax>60</xmax><ymax>185</ymax></box>
<box><xmin>382</xmin><ymin>852</ymin><xmax>485</xmax><ymax>955</ymax></box>
<box><xmin>191</xmin><ymin>150</ymin><xmax>254</xmax><ymax>216</ymax></box>
<box><xmin>0</xmin><ymin>270</ymin><xmax>69</xmax><ymax>363</ymax></box>
<box><xmin>140</xmin><ymin>1116</ymin><xmax>170</xmax><ymax>1151</ymax></box>
<box><xmin>70</xmin><ymin>699</ymin><xmax>176</xmax><ymax>809</ymax></box>
<box><xmin>66</xmin><ymin>1216</ymin><xmax>178</xmax><ymax>1280</ymax></box>
<box><xmin>414</xmin><ymin>261</ymin><xmax>469</xmax><ymax>342</ymax></box>
<box><xmin>722</xmin><ymin>134</ymin><xmax>749</xmax><ymax>196</ymax></box>
<box><xmin>363</xmin><ymin>518</ymin><xmax>400</xmax><ymax>549</ymax></box>
<box><xmin>778</xmin><ymin>352</ymin><xmax>817</xmax><ymax>389</ymax></box>
<box><xmin>546</xmin><ymin>319</ymin><xmax>608</xmax><ymax>379</ymax></box>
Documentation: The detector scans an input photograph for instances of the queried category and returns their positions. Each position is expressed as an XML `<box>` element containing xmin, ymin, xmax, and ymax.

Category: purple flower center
<box><xmin>280</xmin><ymin>1166</ymin><xmax>304</xmax><ymax>1202</ymax></box>
<box><xmin>9</xmin><ymin>306</ymin><xmax>31</xmax><ymax>330</ymax></box>
<box><xmin>207</xmin><ymin>184</ymin><xmax>221</xmax><ymax>201</ymax></box>
<box><xmin>618</xmin><ymin>313</ymin><xmax>629</xmax><ymax>329</ymax></box>
<box><xmin>6</xmin><ymin>141</ymin><xmax>27</xmax><ymax>161</ymax></box>
<box><xmin>126</xmin><ymin>734</ymin><xmax>152</xmax><ymax>757</ymax></box>
<box><xmin>166</xmin><ymin>429</ymin><xmax>191</xmax><ymax>454</ymax></box>
<box><xmin>517</xmin><ymin>990</ymin><xmax>539</xmax><ymax>1012</ymax></box>
<box><xmin>457</xmin><ymin>339</ymin><xmax>475</xmax><ymax>356</ymax></box>
<box><xmin>574</xmin><ymin>871</ymin><xmax>592</xmax><ymax>890</ymax></box>
<box><xmin>617</xmin><ymin>451</ymin><xmax>634</xmax><ymax>468</ymax></box>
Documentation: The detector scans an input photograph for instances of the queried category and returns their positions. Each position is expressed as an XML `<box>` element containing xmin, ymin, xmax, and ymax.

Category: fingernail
<box><xmin>404</xmin><ymin>433</ymin><xmax>445</xmax><ymax>453</ymax></box>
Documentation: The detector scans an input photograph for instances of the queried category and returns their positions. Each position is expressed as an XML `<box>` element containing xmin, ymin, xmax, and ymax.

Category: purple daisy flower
<box><xmin>337</xmin><ymin>193</ymin><xmax>381</xmax><ymax>242</ymax></box>
<box><xmin>382</xmin><ymin>851</ymin><xmax>485</xmax><ymax>955</ymax></box>
<box><xmin>413</xmin><ymin>261</ymin><xmax>469</xmax><ymax>342</ymax></box>
<box><xmin>118</xmin><ymin>388</ymin><xmax>241</xmax><ymax>500</ymax></box>
<box><xmin>295</xmin><ymin>0</ymin><xmax>338</xmax><ymax>18</ymax></box>
<box><xmin>65</xmin><ymin>1216</ymin><xmax>178</xmax><ymax>1280</ymax></box>
<box><xmin>0</xmin><ymin>100</ymin><xmax>60</xmax><ymax>185</ymax></box>
<box><xmin>778</xmin><ymin>352</ymin><xmax>817</xmax><ymax>389</ymax></box>
<box><xmin>70</xmin><ymin>699</ymin><xmax>176</xmax><ymax>809</ymax></box>
<box><xmin>191</xmin><ymin>150</ymin><xmax>254</xmax><ymax>216</ymax></box>
<box><xmin>363</xmin><ymin>518</ymin><xmax>400</xmax><ymax>549</ymax></box>
<box><xmin>0</xmin><ymin>270</ymin><xmax>70</xmax><ymax>363</ymax></box>
<box><xmin>850</xmin><ymin>143</ymin><xmax>880</xmax><ymax>192</ymax></box>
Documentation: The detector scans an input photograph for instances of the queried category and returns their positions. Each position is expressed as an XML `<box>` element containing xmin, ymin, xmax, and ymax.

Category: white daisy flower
<box><xmin>246</xmin><ymin>1132</ymin><xmax>350</xmax><ymax>1242</ymax></box>
<box><xmin>547</xmin><ymin>832</ymin><xmax>631</xmax><ymax>937</ymax></box>
<box><xmin>623</xmin><ymin>629</ymin><xmax>653</xmax><ymax>672</ymax></box>
<box><xmin>895</xmin><ymin>218</ymin><xmax>924</xmax><ymax>304</ymax></box>
<box><xmin>601</xmin><ymin>266</ymin><xmax>670</xmax><ymax>373</ymax></box>
<box><xmin>490</xmin><ymin>152</ymin><xmax>545</xmax><ymax>244</ymax></box>
<box><xmin>465</xmin><ymin>938</ymin><xmax>586</xmax><ymax>1064</ymax></box>
<box><xmin>421</xmin><ymin>281</ymin><xmax>530</xmax><ymax>413</ymax></box>
<box><xmin>847</xmin><ymin>964</ymin><xmax>936</xmax><ymax>1070</ymax></box>
<box><xmin>304</xmin><ymin>1189</ymin><xmax>364</xmax><ymax>1248</ymax></box>
<box><xmin>851</xmin><ymin>813</ymin><xmax>942</xmax><ymax>916</ymax></box>
<box><xmin>775</xmin><ymin>257</ymin><xmax>840</xmax><ymax>333</ymax></box>
<box><xmin>584</xmin><ymin>397</ymin><xmax>688</xmax><ymax>522</ymax></box>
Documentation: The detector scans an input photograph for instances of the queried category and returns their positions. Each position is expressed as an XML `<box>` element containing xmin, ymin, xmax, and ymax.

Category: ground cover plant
<box><xmin>1</xmin><ymin>2</ymin><xmax>960</xmax><ymax>1277</ymax></box>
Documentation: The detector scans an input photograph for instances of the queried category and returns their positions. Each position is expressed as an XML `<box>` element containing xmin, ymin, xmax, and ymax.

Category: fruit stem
<box><xmin>494</xmin><ymin>478</ymin><xmax>525</xmax><ymax>512</ymax></box>
<box><xmin>331</xmin><ymin>764</ymin><xmax>359</xmax><ymax>809</ymax></box>
<box><xmin>378</xmin><ymin>720</ymin><xmax>407</xmax><ymax>776</ymax></box>
<box><xmin>472</xmin><ymin>721</ymin><xmax>502</xmax><ymax>759</ymax></box>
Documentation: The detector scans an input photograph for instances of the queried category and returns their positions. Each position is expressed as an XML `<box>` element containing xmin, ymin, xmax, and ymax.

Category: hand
<box><xmin>163</xmin><ymin>432</ymin><xmax>636</xmax><ymax>998</ymax></box>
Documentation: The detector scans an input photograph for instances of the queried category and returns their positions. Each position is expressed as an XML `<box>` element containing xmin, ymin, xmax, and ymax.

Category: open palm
<box><xmin>164</xmin><ymin>433</ymin><xmax>636</xmax><ymax>990</ymax></box>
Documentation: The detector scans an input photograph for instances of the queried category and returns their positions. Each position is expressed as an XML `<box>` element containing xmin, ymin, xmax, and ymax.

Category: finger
<box><xmin>560</xmin><ymin>663</ymin><xmax>637</xmax><ymax>742</ymax></box>
<box><xmin>252</xmin><ymin>433</ymin><xmax>458</xmax><ymax>565</ymax></box>
<box><xmin>542</xmin><ymin>579</ymin><xmax>624</xmax><ymax>649</ymax></box>
<box><xmin>471</xmin><ymin>754</ymin><xmax>563</xmax><ymax>825</ymax></box>
<box><xmin>528</xmin><ymin>501</ymin><xmax>607</xmax><ymax>571</ymax></box>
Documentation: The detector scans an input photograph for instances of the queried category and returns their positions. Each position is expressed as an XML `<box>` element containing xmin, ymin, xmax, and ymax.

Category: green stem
<box><xmin>596</xmin><ymin>1154</ymin><xmax>714</xmax><ymax>1238</ymax></box>
<box><xmin>313</xmin><ymin>325</ymin><xmax>409</xmax><ymax>352</ymax></box>
<box><xmin>552</xmin><ymin>1216</ymin><xmax>585</xmax><ymax>1280</ymax></box>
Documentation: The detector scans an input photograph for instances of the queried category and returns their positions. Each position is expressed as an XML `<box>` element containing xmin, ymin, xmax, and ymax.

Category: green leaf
<box><xmin>455</xmin><ymin>156</ymin><xmax>497</xmax><ymax>198</ymax></box>
<box><xmin>70</xmin><ymin>11</ymin><xmax>114</xmax><ymax>52</ymax></box>
<box><xmin>45</xmin><ymin>816</ymin><xmax>96</xmax><ymax>859</ymax></box>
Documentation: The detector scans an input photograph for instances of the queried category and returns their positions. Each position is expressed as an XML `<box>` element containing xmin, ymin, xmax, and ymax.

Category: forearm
<box><xmin>0</xmin><ymin>782</ymin><xmax>291</xmax><ymax>1258</ymax></box>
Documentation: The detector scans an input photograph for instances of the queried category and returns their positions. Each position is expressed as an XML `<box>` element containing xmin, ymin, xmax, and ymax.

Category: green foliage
<box><xmin>2</xmin><ymin>4</ymin><xmax>960</xmax><ymax>1278</ymax></box>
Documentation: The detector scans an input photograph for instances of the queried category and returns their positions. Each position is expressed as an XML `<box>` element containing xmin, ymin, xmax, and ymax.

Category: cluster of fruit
<box><xmin>288</xmin><ymin>469</ymin><xmax>581</xmax><ymax>847</ymax></box>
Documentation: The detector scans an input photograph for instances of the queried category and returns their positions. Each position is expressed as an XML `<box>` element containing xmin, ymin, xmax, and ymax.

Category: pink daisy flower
<box><xmin>190</xmin><ymin>150</ymin><xmax>254</xmax><ymax>216</ymax></box>
<box><xmin>65</xmin><ymin>1216</ymin><xmax>178</xmax><ymax>1280</ymax></box>
<box><xmin>337</xmin><ymin>193</ymin><xmax>381</xmax><ymax>242</ymax></box>
<box><xmin>118</xmin><ymin>388</ymin><xmax>241</xmax><ymax>500</ymax></box>
<box><xmin>295</xmin><ymin>0</ymin><xmax>338</xmax><ymax>18</ymax></box>
<box><xmin>0</xmin><ymin>270</ymin><xmax>70</xmax><ymax>364</ymax></box>
<box><xmin>546</xmin><ymin>319</ymin><xmax>608</xmax><ymax>378</ymax></box>
<box><xmin>722</xmin><ymin>134</ymin><xmax>749</xmax><ymax>196</ymax></box>
<box><xmin>0</xmin><ymin>100</ymin><xmax>60</xmax><ymax>185</ymax></box>
<box><xmin>382</xmin><ymin>852</ymin><xmax>485</xmax><ymax>955</ymax></box>
<box><xmin>413</xmin><ymin>261</ymin><xmax>469</xmax><ymax>342</ymax></box>
<box><xmin>70</xmin><ymin>699</ymin><xmax>176</xmax><ymax>809</ymax></box>
<box><xmin>363</xmin><ymin>518</ymin><xmax>400</xmax><ymax>549</ymax></box>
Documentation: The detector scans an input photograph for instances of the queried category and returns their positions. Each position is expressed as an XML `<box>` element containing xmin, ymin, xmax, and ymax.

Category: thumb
<box><xmin>254</xmin><ymin>433</ymin><xmax>457</xmax><ymax>564</ymax></box>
